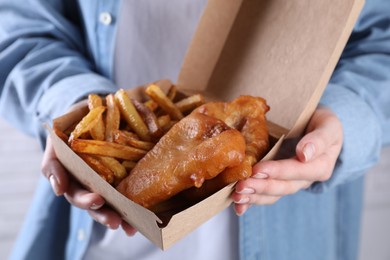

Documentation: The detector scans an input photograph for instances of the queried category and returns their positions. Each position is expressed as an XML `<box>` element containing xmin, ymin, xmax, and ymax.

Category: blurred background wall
<box><xmin>0</xmin><ymin>118</ymin><xmax>389</xmax><ymax>259</ymax></box>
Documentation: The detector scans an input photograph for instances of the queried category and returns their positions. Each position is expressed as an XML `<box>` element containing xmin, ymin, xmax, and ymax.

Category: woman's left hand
<box><xmin>232</xmin><ymin>107</ymin><xmax>343</xmax><ymax>215</ymax></box>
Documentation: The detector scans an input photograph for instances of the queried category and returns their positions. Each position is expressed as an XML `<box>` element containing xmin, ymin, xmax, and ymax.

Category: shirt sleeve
<box><xmin>0</xmin><ymin>0</ymin><xmax>117</xmax><ymax>144</ymax></box>
<box><xmin>310</xmin><ymin>0</ymin><xmax>390</xmax><ymax>192</ymax></box>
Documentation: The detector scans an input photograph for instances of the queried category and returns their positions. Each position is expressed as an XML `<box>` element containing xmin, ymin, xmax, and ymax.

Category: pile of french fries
<box><xmin>56</xmin><ymin>80</ymin><xmax>205</xmax><ymax>185</ymax></box>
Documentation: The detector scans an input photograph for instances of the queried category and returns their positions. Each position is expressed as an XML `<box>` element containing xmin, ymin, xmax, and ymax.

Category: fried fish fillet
<box><xmin>181</xmin><ymin>96</ymin><xmax>270</xmax><ymax>201</ymax></box>
<box><xmin>116</xmin><ymin>112</ymin><xmax>246</xmax><ymax>209</ymax></box>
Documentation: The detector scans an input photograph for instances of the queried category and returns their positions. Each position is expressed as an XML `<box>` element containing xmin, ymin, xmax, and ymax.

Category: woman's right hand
<box><xmin>41</xmin><ymin>136</ymin><xmax>137</xmax><ymax>236</ymax></box>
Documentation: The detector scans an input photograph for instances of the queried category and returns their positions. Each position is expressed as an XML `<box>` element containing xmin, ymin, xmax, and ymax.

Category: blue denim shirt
<box><xmin>1</xmin><ymin>0</ymin><xmax>389</xmax><ymax>259</ymax></box>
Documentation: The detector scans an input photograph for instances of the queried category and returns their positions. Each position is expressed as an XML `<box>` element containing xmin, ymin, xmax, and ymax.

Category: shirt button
<box><xmin>77</xmin><ymin>229</ymin><xmax>85</xmax><ymax>241</ymax></box>
<box><xmin>99</xmin><ymin>12</ymin><xmax>113</xmax><ymax>25</ymax></box>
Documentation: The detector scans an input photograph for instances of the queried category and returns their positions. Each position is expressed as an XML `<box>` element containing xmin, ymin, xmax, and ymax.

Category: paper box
<box><xmin>48</xmin><ymin>0</ymin><xmax>364</xmax><ymax>250</ymax></box>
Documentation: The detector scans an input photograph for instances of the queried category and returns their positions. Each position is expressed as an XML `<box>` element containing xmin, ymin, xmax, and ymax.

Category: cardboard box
<box><xmin>48</xmin><ymin>0</ymin><xmax>364</xmax><ymax>250</ymax></box>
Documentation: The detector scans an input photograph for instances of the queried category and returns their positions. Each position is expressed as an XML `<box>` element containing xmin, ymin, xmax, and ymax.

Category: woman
<box><xmin>0</xmin><ymin>0</ymin><xmax>389</xmax><ymax>259</ymax></box>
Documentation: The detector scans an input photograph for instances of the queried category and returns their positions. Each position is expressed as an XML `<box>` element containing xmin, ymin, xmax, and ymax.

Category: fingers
<box><xmin>42</xmin><ymin>137</ymin><xmax>106</xmax><ymax>211</ymax></box>
<box><xmin>252</xmin><ymin>108</ymin><xmax>343</xmax><ymax>182</ymax></box>
<box><xmin>88</xmin><ymin>208</ymin><xmax>138</xmax><ymax>236</ymax></box>
<box><xmin>232</xmin><ymin>190</ymin><xmax>281</xmax><ymax>216</ymax></box>
<box><xmin>42</xmin><ymin>136</ymin><xmax>137</xmax><ymax>235</ymax></box>
<box><xmin>252</xmin><ymin>154</ymin><xmax>333</xmax><ymax>183</ymax></box>
<box><xmin>234</xmin><ymin>178</ymin><xmax>311</xmax><ymax>198</ymax></box>
<box><xmin>232</xmin><ymin>178</ymin><xmax>311</xmax><ymax>216</ymax></box>
<box><xmin>63</xmin><ymin>174</ymin><xmax>138</xmax><ymax>235</ymax></box>
<box><xmin>233</xmin><ymin>203</ymin><xmax>252</xmax><ymax>216</ymax></box>
<box><xmin>42</xmin><ymin>137</ymin><xmax>106</xmax><ymax>209</ymax></box>
<box><xmin>43</xmin><ymin>137</ymin><xmax>107</xmax><ymax>210</ymax></box>
<box><xmin>121</xmin><ymin>221</ymin><xmax>138</xmax><ymax>236</ymax></box>
<box><xmin>232</xmin><ymin>108</ymin><xmax>343</xmax><ymax>216</ymax></box>
<box><xmin>88</xmin><ymin>207</ymin><xmax>122</xmax><ymax>229</ymax></box>
<box><xmin>64</xmin><ymin>180</ymin><xmax>105</xmax><ymax>210</ymax></box>
<box><xmin>41</xmin><ymin>137</ymin><xmax>69</xmax><ymax>195</ymax></box>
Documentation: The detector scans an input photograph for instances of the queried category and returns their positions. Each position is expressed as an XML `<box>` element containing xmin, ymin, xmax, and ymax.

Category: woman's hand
<box><xmin>232</xmin><ymin>107</ymin><xmax>343</xmax><ymax>215</ymax></box>
<box><xmin>41</xmin><ymin>136</ymin><xmax>137</xmax><ymax>235</ymax></box>
<box><xmin>40</xmin><ymin>100</ymin><xmax>137</xmax><ymax>235</ymax></box>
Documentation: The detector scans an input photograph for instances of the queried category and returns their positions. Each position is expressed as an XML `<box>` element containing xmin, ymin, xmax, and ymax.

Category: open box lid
<box><xmin>178</xmin><ymin>0</ymin><xmax>364</xmax><ymax>137</ymax></box>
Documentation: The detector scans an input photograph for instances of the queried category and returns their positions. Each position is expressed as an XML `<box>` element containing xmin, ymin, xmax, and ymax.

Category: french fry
<box><xmin>144</xmin><ymin>99</ymin><xmax>158</xmax><ymax>111</ymax></box>
<box><xmin>55</xmin><ymin>80</ymin><xmax>210</xmax><ymax>188</ymax></box>
<box><xmin>143</xmin><ymin>83</ymin><xmax>176</xmax><ymax>112</ymax></box>
<box><xmin>112</xmin><ymin>130</ymin><xmax>155</xmax><ymax>151</ymax></box>
<box><xmin>157</xmin><ymin>115</ymin><xmax>171</xmax><ymax>129</ymax></box>
<box><xmin>71</xmin><ymin>139</ymin><xmax>147</xmax><ymax>161</ymax></box>
<box><xmin>105</xmin><ymin>94</ymin><xmax>120</xmax><ymax>142</ymax></box>
<box><xmin>145</xmin><ymin>84</ymin><xmax>183</xmax><ymax>120</ymax></box>
<box><xmin>156</xmin><ymin>115</ymin><xmax>177</xmax><ymax>133</ymax></box>
<box><xmin>88</xmin><ymin>93</ymin><xmax>104</xmax><ymax>108</ymax></box>
<box><xmin>175</xmin><ymin>94</ymin><xmax>205</xmax><ymax>113</ymax></box>
<box><xmin>132</xmin><ymin>99</ymin><xmax>163</xmax><ymax>140</ymax></box>
<box><xmin>115</xmin><ymin>89</ymin><xmax>151</xmax><ymax>142</ymax></box>
<box><xmin>97</xmin><ymin>156</ymin><xmax>127</xmax><ymax>180</ymax></box>
<box><xmin>122</xmin><ymin>160</ymin><xmax>137</xmax><ymax>171</ymax></box>
<box><xmin>69</xmin><ymin>106</ymin><xmax>106</xmax><ymax>142</ymax></box>
<box><xmin>53</xmin><ymin>127</ymin><xmax>69</xmax><ymax>143</ymax></box>
<box><xmin>154</xmin><ymin>79</ymin><xmax>173</xmax><ymax>93</ymax></box>
<box><xmin>64</xmin><ymin>121</ymin><xmax>78</xmax><ymax>136</ymax></box>
<box><xmin>166</xmin><ymin>84</ymin><xmax>177</xmax><ymax>101</ymax></box>
<box><xmin>79</xmin><ymin>154</ymin><xmax>115</xmax><ymax>184</ymax></box>
<box><xmin>88</xmin><ymin>94</ymin><xmax>106</xmax><ymax>141</ymax></box>
<box><xmin>112</xmin><ymin>130</ymin><xmax>136</xmax><ymax>145</ymax></box>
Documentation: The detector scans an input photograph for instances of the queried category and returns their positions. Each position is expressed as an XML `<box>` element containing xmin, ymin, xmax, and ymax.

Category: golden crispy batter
<box><xmin>116</xmin><ymin>112</ymin><xmax>246</xmax><ymax>209</ymax></box>
<box><xmin>181</xmin><ymin>95</ymin><xmax>270</xmax><ymax>201</ymax></box>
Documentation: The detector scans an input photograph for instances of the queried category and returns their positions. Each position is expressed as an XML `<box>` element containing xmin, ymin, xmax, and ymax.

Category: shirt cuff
<box><xmin>35</xmin><ymin>73</ymin><xmax>117</xmax><ymax>145</ymax></box>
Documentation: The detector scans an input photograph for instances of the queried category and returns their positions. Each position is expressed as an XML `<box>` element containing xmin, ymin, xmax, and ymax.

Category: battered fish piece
<box><xmin>181</xmin><ymin>96</ymin><xmax>270</xmax><ymax>201</ymax></box>
<box><xmin>116</xmin><ymin>113</ymin><xmax>246</xmax><ymax>209</ymax></box>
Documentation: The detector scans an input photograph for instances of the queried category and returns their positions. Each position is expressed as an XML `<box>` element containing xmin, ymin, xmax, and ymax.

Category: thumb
<box><xmin>296</xmin><ymin>107</ymin><xmax>343</xmax><ymax>163</ymax></box>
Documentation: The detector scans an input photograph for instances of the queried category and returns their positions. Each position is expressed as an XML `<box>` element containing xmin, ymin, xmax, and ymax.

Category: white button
<box><xmin>99</xmin><ymin>12</ymin><xmax>113</xmax><ymax>25</ymax></box>
<box><xmin>77</xmin><ymin>229</ymin><xmax>85</xmax><ymax>241</ymax></box>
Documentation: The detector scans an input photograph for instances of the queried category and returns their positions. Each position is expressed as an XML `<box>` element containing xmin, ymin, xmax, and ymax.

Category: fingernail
<box><xmin>49</xmin><ymin>175</ymin><xmax>60</xmax><ymax>196</ymax></box>
<box><xmin>106</xmin><ymin>223</ymin><xmax>119</xmax><ymax>230</ymax></box>
<box><xmin>235</xmin><ymin>204</ymin><xmax>251</xmax><ymax>216</ymax></box>
<box><xmin>303</xmin><ymin>143</ymin><xmax>315</xmax><ymax>162</ymax></box>
<box><xmin>236</xmin><ymin>188</ymin><xmax>255</xmax><ymax>194</ymax></box>
<box><xmin>235</xmin><ymin>209</ymin><xmax>243</xmax><ymax>217</ymax></box>
<box><xmin>90</xmin><ymin>203</ymin><xmax>104</xmax><ymax>210</ymax></box>
<box><xmin>235</xmin><ymin>197</ymin><xmax>250</xmax><ymax>204</ymax></box>
<box><xmin>125</xmin><ymin>229</ymin><xmax>137</xmax><ymax>237</ymax></box>
<box><xmin>252</xmin><ymin>172</ymin><xmax>268</xmax><ymax>179</ymax></box>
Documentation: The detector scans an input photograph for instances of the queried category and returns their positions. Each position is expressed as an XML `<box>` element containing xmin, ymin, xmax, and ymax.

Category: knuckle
<box><xmin>259</xmin><ymin>196</ymin><xmax>280</xmax><ymax>205</ymax></box>
<box><xmin>318</xmin><ymin>170</ymin><xmax>332</xmax><ymax>182</ymax></box>
<box><xmin>316</xmin><ymin>156</ymin><xmax>334</xmax><ymax>182</ymax></box>
<box><xmin>40</xmin><ymin>164</ymin><xmax>52</xmax><ymax>178</ymax></box>
<box><xmin>64</xmin><ymin>193</ymin><xmax>75</xmax><ymax>205</ymax></box>
<box><xmin>259</xmin><ymin>180</ymin><xmax>272</xmax><ymax>194</ymax></box>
